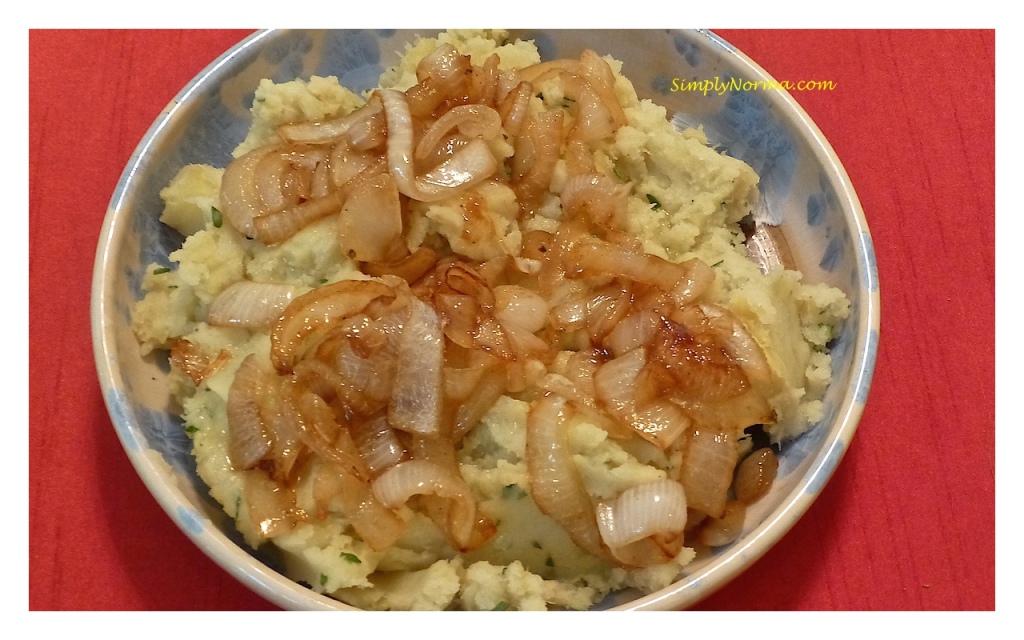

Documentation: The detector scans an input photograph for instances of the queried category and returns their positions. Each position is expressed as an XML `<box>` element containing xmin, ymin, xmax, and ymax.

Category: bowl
<box><xmin>91</xmin><ymin>28</ymin><xmax>879</xmax><ymax>611</ymax></box>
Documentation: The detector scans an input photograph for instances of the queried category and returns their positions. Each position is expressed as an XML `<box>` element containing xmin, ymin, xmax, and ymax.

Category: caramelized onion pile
<box><xmin>184</xmin><ymin>42</ymin><xmax>787</xmax><ymax>571</ymax></box>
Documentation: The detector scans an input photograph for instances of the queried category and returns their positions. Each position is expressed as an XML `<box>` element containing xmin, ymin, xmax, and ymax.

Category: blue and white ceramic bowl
<box><xmin>91</xmin><ymin>29</ymin><xmax>879</xmax><ymax>611</ymax></box>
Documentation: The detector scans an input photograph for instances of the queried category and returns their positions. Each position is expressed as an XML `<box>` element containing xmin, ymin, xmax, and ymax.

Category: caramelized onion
<box><xmin>381</xmin><ymin>89</ymin><xmax>498</xmax><ymax>202</ymax></box>
<box><xmin>452</xmin><ymin>366</ymin><xmax>506</xmax><ymax>442</ymax></box>
<box><xmin>280</xmin><ymin>377</ymin><xmax>370</xmax><ymax>480</ymax></box>
<box><xmin>493</xmin><ymin>285</ymin><xmax>548</xmax><ymax>334</ymax></box>
<box><xmin>677</xmin><ymin>428</ymin><xmax>737</xmax><ymax>518</ymax></box>
<box><xmin>363</xmin><ymin>246</ymin><xmax>439</xmax><ymax>284</ymax></box>
<box><xmin>388</xmin><ymin>297</ymin><xmax>444</xmax><ymax>436</ymax></box>
<box><xmin>337</xmin><ymin>172</ymin><xmax>404</xmax><ymax>262</ymax></box>
<box><xmin>253</xmin><ymin>150</ymin><xmax>302</xmax><ymax>212</ymax></box>
<box><xmin>270</xmin><ymin>279</ymin><xmax>396</xmax><ymax>373</ymax></box>
<box><xmin>244</xmin><ymin>469</ymin><xmax>302</xmax><ymax>539</ymax></box>
<box><xmin>220</xmin><ymin>145</ymin><xmax>278</xmax><ymax>238</ymax></box>
<box><xmin>496</xmin><ymin>80</ymin><xmax>533</xmax><ymax>137</ymax></box>
<box><xmin>593</xmin><ymin>347</ymin><xmax>645</xmax><ymax>425</ymax></box>
<box><xmin>579</xmin><ymin>49</ymin><xmax>628</xmax><ymax>129</ymax></box>
<box><xmin>207</xmin><ymin>281</ymin><xmax>298</xmax><ymax>329</ymax></box>
<box><xmin>253</xmin><ymin>189</ymin><xmax>347</xmax><ymax>245</ymax></box>
<box><xmin>512</xmin><ymin>110</ymin><xmax>563</xmax><ymax>210</ymax></box>
<box><xmin>226</xmin><ymin>354</ymin><xmax>274</xmax><ymax>470</ymax></box>
<box><xmin>699</xmin><ymin>303</ymin><xmax>773</xmax><ymax>386</ymax></box>
<box><xmin>526</xmin><ymin>394</ymin><xmax>609</xmax><ymax>559</ymax></box>
<box><xmin>371</xmin><ymin>459</ymin><xmax>477</xmax><ymax>548</ymax></box>
<box><xmin>350</xmin><ymin>415</ymin><xmax>406</xmax><ymax>477</ymax></box>
<box><xmin>595</xmin><ymin>479</ymin><xmax>687</xmax><ymax>549</ymax></box>
<box><xmin>734</xmin><ymin>447</ymin><xmax>778</xmax><ymax>504</ymax></box>
<box><xmin>603</xmin><ymin>310</ymin><xmax>660</xmax><ymax>357</ymax></box>
<box><xmin>560</xmin><ymin>173</ymin><xmax>630</xmax><ymax>229</ymax></box>
<box><xmin>170</xmin><ymin>339</ymin><xmax>231</xmax><ymax>386</ymax></box>
<box><xmin>313</xmin><ymin>463</ymin><xmax>406</xmax><ymax>551</ymax></box>
<box><xmin>564</xmin><ymin>74</ymin><xmax>616</xmax><ymax>145</ymax></box>
<box><xmin>696</xmin><ymin>500</ymin><xmax>747</xmax><ymax>547</ymax></box>
<box><xmin>278</xmin><ymin>98</ymin><xmax>382</xmax><ymax>145</ymax></box>
<box><xmin>415</xmin><ymin>104</ymin><xmax>502</xmax><ymax>161</ymax></box>
<box><xmin>630</xmin><ymin>399</ymin><xmax>691</xmax><ymax>450</ymax></box>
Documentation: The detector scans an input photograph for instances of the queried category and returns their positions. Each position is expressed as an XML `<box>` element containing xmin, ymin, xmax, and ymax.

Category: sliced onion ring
<box><xmin>388</xmin><ymin>297</ymin><xmax>444</xmax><ymax>436</ymax></box>
<box><xmin>207</xmin><ymin>281</ymin><xmax>298</xmax><ymax>329</ymax></box>
<box><xmin>371</xmin><ymin>459</ymin><xmax>477</xmax><ymax>548</ymax></box>
<box><xmin>270</xmin><ymin>279</ymin><xmax>396</xmax><ymax>373</ymax></box>
<box><xmin>595</xmin><ymin>479</ymin><xmax>687</xmax><ymax>550</ymax></box>
<box><xmin>381</xmin><ymin>89</ymin><xmax>498</xmax><ymax>202</ymax></box>
<box><xmin>525</xmin><ymin>393</ymin><xmax>609</xmax><ymax>560</ymax></box>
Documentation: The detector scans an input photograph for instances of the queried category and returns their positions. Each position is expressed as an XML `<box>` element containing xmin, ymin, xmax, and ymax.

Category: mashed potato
<box><xmin>132</xmin><ymin>29</ymin><xmax>849</xmax><ymax>610</ymax></box>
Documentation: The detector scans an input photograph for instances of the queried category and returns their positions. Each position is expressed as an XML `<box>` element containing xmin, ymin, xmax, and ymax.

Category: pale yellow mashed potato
<box><xmin>132</xmin><ymin>29</ymin><xmax>849</xmax><ymax>610</ymax></box>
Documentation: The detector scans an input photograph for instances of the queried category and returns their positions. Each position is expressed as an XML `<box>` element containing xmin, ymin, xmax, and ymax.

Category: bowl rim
<box><xmin>91</xmin><ymin>28</ymin><xmax>880</xmax><ymax>612</ymax></box>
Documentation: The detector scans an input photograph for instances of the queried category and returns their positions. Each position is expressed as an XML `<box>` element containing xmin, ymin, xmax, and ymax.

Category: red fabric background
<box><xmin>28</xmin><ymin>29</ymin><xmax>995</xmax><ymax>611</ymax></box>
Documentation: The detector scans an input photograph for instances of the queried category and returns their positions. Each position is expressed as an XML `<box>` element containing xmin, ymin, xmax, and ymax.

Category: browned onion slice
<box><xmin>415</xmin><ymin>43</ymin><xmax>471</xmax><ymax>90</ymax></box>
<box><xmin>417</xmin><ymin>138</ymin><xmax>498</xmax><ymax>196</ymax></box>
<box><xmin>563</xmin><ymin>74</ymin><xmax>616</xmax><ymax>145</ymax></box>
<box><xmin>677</xmin><ymin>428</ymin><xmax>738</xmax><ymax>519</ymax></box>
<box><xmin>253</xmin><ymin>150</ymin><xmax>302</xmax><ymax>212</ymax></box>
<box><xmin>279</xmin><ymin>377</ymin><xmax>370</xmax><ymax>481</ymax></box>
<box><xmin>518</xmin><ymin>58</ymin><xmax>582</xmax><ymax>83</ymax></box>
<box><xmin>512</xmin><ymin>109</ymin><xmax>564</xmax><ymax>210</ymax></box>
<box><xmin>452</xmin><ymin>366</ymin><xmax>507</xmax><ymax>442</ymax></box>
<box><xmin>606</xmin><ymin>533</ymin><xmax>685</xmax><ymax>568</ymax></box>
<box><xmin>243</xmin><ymin>469</ymin><xmax>302</xmax><ymax>539</ymax></box>
<box><xmin>560</xmin><ymin>173</ymin><xmax>631</xmax><ymax>229</ymax></box>
<box><xmin>593</xmin><ymin>347</ymin><xmax>645</xmax><ymax>425</ymax></box>
<box><xmin>699</xmin><ymin>303</ymin><xmax>773</xmax><ymax>387</ymax></box>
<box><xmin>312</xmin><ymin>462</ymin><xmax>405</xmax><ymax>551</ymax></box>
<box><xmin>536</xmin><ymin>373</ymin><xmax>630</xmax><ymax>439</ymax></box>
<box><xmin>468</xmin><ymin>53</ymin><xmax>499</xmax><ymax>106</ymax></box>
<box><xmin>371</xmin><ymin>459</ymin><xmax>477</xmax><ymax>549</ymax></box>
<box><xmin>329</xmin><ymin>138</ymin><xmax>378</xmax><ymax>188</ymax></box>
<box><xmin>733</xmin><ymin>447</ymin><xmax>779</xmax><ymax>504</ymax></box>
<box><xmin>630</xmin><ymin>399</ymin><xmax>691</xmax><ymax>450</ymax></box>
<box><xmin>170</xmin><ymin>339</ymin><xmax>231</xmax><ymax>386</ymax></box>
<box><xmin>415</xmin><ymin>105</ymin><xmax>502</xmax><ymax>161</ymax></box>
<box><xmin>346</xmin><ymin>110</ymin><xmax>387</xmax><ymax>152</ymax></box>
<box><xmin>388</xmin><ymin>297</ymin><xmax>444</xmax><ymax>436</ymax></box>
<box><xmin>525</xmin><ymin>394</ymin><xmax>609</xmax><ymax>560</ymax></box>
<box><xmin>337</xmin><ymin>172</ymin><xmax>404</xmax><ymax>262</ymax></box>
<box><xmin>493</xmin><ymin>285</ymin><xmax>548</xmax><ymax>334</ymax></box>
<box><xmin>277</xmin><ymin>97</ymin><xmax>382</xmax><ymax>145</ymax></box>
<box><xmin>270</xmin><ymin>279</ymin><xmax>396</xmax><ymax>373</ymax></box>
<box><xmin>568</xmin><ymin>238</ymin><xmax>707</xmax><ymax>297</ymax></box>
<box><xmin>603</xmin><ymin>310</ymin><xmax>660</xmax><ymax>357</ymax></box>
<box><xmin>350</xmin><ymin>415</ymin><xmax>406</xmax><ymax>477</ymax></box>
<box><xmin>220</xmin><ymin>144</ymin><xmax>279</xmax><ymax>238</ymax></box>
<box><xmin>381</xmin><ymin>89</ymin><xmax>498</xmax><ymax>202</ymax></box>
<box><xmin>496</xmin><ymin>80</ymin><xmax>533</xmax><ymax>137</ymax></box>
<box><xmin>207</xmin><ymin>281</ymin><xmax>298</xmax><ymax>329</ymax></box>
<box><xmin>252</xmin><ymin>187</ymin><xmax>348</xmax><ymax>246</ymax></box>
<box><xmin>254</xmin><ymin>375</ymin><xmax>306</xmax><ymax>483</ymax></box>
<box><xmin>335</xmin><ymin>341</ymin><xmax>395</xmax><ymax>413</ymax></box>
<box><xmin>579</xmin><ymin>49</ymin><xmax>628</xmax><ymax>129</ymax></box>
<box><xmin>362</xmin><ymin>246</ymin><xmax>438</xmax><ymax>285</ymax></box>
<box><xmin>595</xmin><ymin>479</ymin><xmax>687</xmax><ymax>550</ymax></box>
<box><xmin>226</xmin><ymin>354</ymin><xmax>274</xmax><ymax>470</ymax></box>
<box><xmin>696</xmin><ymin>500</ymin><xmax>747</xmax><ymax>547</ymax></box>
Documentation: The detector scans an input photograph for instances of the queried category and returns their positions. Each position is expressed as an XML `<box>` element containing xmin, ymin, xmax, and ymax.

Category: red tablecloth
<box><xmin>28</xmin><ymin>29</ymin><xmax>995</xmax><ymax>611</ymax></box>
